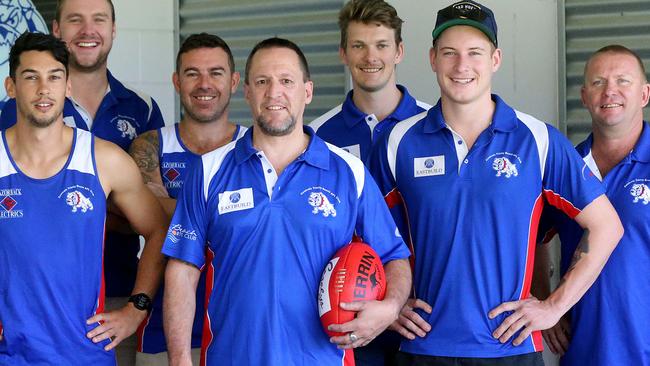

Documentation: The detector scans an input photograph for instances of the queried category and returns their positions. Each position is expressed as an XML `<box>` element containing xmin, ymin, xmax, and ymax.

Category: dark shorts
<box><xmin>396</xmin><ymin>351</ymin><xmax>545</xmax><ymax>366</ymax></box>
<box><xmin>354</xmin><ymin>331</ymin><xmax>401</xmax><ymax>366</ymax></box>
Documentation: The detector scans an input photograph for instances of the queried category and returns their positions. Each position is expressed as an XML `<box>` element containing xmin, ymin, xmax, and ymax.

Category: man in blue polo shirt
<box><xmin>369</xmin><ymin>1</ymin><xmax>623</xmax><ymax>365</ymax></box>
<box><xmin>162</xmin><ymin>37</ymin><xmax>412</xmax><ymax>366</ymax></box>
<box><xmin>129</xmin><ymin>32</ymin><xmax>246</xmax><ymax>366</ymax></box>
<box><xmin>0</xmin><ymin>1</ymin><xmax>165</xmax><ymax>364</ymax></box>
<box><xmin>534</xmin><ymin>45</ymin><xmax>650</xmax><ymax>366</ymax></box>
<box><xmin>311</xmin><ymin>2</ymin><xmax>429</xmax><ymax>365</ymax></box>
<box><xmin>310</xmin><ymin>0</ymin><xmax>430</xmax><ymax>164</ymax></box>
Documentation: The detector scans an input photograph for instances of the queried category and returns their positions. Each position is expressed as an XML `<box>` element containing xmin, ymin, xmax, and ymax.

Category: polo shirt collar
<box><xmin>234</xmin><ymin>125</ymin><xmax>330</xmax><ymax>170</ymax></box>
<box><xmin>341</xmin><ymin>84</ymin><xmax>418</xmax><ymax>128</ymax></box>
<box><xmin>423</xmin><ymin>94</ymin><xmax>518</xmax><ymax>134</ymax></box>
<box><xmin>578</xmin><ymin>121</ymin><xmax>650</xmax><ymax>164</ymax></box>
<box><xmin>106</xmin><ymin>70</ymin><xmax>131</xmax><ymax>100</ymax></box>
<box><xmin>631</xmin><ymin>121</ymin><xmax>650</xmax><ymax>163</ymax></box>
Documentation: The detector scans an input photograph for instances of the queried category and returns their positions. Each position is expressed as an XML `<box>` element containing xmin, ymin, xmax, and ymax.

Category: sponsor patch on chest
<box><xmin>413</xmin><ymin>156</ymin><xmax>445</xmax><ymax>177</ymax></box>
<box><xmin>0</xmin><ymin>188</ymin><xmax>23</xmax><ymax>219</ymax></box>
<box><xmin>218</xmin><ymin>188</ymin><xmax>254</xmax><ymax>214</ymax></box>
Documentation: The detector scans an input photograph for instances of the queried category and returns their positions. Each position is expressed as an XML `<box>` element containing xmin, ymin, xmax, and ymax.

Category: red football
<box><xmin>318</xmin><ymin>242</ymin><xmax>387</xmax><ymax>337</ymax></box>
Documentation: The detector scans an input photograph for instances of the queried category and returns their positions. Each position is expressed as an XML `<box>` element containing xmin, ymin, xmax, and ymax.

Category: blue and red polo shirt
<box><xmin>539</xmin><ymin>122</ymin><xmax>650</xmax><ymax>366</ymax></box>
<box><xmin>162</xmin><ymin>126</ymin><xmax>410</xmax><ymax>365</ymax></box>
<box><xmin>368</xmin><ymin>94</ymin><xmax>604</xmax><ymax>358</ymax></box>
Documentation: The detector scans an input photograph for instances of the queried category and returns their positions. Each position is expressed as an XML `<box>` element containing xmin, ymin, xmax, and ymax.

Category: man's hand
<box><xmin>543</xmin><ymin>315</ymin><xmax>571</xmax><ymax>355</ymax></box>
<box><xmin>489</xmin><ymin>297</ymin><xmax>561</xmax><ymax>346</ymax></box>
<box><xmin>86</xmin><ymin>303</ymin><xmax>147</xmax><ymax>351</ymax></box>
<box><xmin>389</xmin><ymin>298</ymin><xmax>432</xmax><ymax>340</ymax></box>
<box><xmin>327</xmin><ymin>299</ymin><xmax>401</xmax><ymax>349</ymax></box>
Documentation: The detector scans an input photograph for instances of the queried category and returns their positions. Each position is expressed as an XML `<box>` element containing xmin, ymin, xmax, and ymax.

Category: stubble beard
<box><xmin>183</xmin><ymin>93</ymin><xmax>231</xmax><ymax>125</ymax></box>
<box><xmin>255</xmin><ymin>115</ymin><xmax>296</xmax><ymax>137</ymax></box>
<box><xmin>69</xmin><ymin>50</ymin><xmax>109</xmax><ymax>73</ymax></box>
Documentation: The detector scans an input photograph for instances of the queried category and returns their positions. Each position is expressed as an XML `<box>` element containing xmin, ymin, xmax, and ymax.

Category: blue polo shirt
<box><xmin>310</xmin><ymin>85</ymin><xmax>430</xmax><ymax>163</ymax></box>
<box><xmin>137</xmin><ymin>123</ymin><xmax>246</xmax><ymax>354</ymax></box>
<box><xmin>368</xmin><ymin>95</ymin><xmax>604</xmax><ymax>358</ymax></box>
<box><xmin>162</xmin><ymin>126</ymin><xmax>410</xmax><ymax>365</ymax></box>
<box><xmin>539</xmin><ymin>122</ymin><xmax>650</xmax><ymax>366</ymax></box>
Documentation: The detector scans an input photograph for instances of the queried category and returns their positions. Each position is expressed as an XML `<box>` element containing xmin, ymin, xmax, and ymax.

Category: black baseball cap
<box><xmin>432</xmin><ymin>0</ymin><xmax>498</xmax><ymax>46</ymax></box>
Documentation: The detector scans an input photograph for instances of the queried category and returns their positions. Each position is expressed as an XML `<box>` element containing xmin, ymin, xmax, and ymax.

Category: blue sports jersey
<box><xmin>137</xmin><ymin>123</ymin><xmax>247</xmax><ymax>354</ymax></box>
<box><xmin>162</xmin><ymin>126</ymin><xmax>410</xmax><ymax>366</ymax></box>
<box><xmin>368</xmin><ymin>95</ymin><xmax>605</xmax><ymax>358</ymax></box>
<box><xmin>1</xmin><ymin>70</ymin><xmax>166</xmax><ymax>297</ymax></box>
<box><xmin>310</xmin><ymin>85</ymin><xmax>431</xmax><ymax>163</ymax></box>
<box><xmin>539</xmin><ymin>122</ymin><xmax>650</xmax><ymax>366</ymax></box>
<box><xmin>0</xmin><ymin>129</ymin><xmax>115</xmax><ymax>365</ymax></box>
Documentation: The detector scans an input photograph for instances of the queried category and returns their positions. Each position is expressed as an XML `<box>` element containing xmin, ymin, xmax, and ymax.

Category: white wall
<box><xmin>108</xmin><ymin>0</ymin><xmax>176</xmax><ymax>126</ymax></box>
<box><xmin>392</xmin><ymin>0</ymin><xmax>560</xmax><ymax>127</ymax></box>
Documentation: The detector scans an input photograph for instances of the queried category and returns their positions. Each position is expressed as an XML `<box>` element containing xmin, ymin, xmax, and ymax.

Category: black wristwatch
<box><xmin>128</xmin><ymin>293</ymin><xmax>152</xmax><ymax>313</ymax></box>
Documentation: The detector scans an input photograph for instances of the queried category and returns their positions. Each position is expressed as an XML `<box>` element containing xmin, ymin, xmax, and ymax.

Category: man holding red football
<box><xmin>161</xmin><ymin>37</ymin><xmax>411</xmax><ymax>366</ymax></box>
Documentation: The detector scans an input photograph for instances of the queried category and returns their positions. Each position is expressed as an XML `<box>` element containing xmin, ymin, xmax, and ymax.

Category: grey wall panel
<box><xmin>179</xmin><ymin>0</ymin><xmax>345</xmax><ymax>125</ymax></box>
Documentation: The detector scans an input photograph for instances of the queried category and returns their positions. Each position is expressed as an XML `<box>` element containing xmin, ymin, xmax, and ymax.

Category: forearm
<box><xmin>164</xmin><ymin>260</ymin><xmax>199</xmax><ymax>365</ymax></box>
<box><xmin>546</xmin><ymin>218</ymin><xmax>621</xmax><ymax>314</ymax></box>
<box><xmin>131</xmin><ymin>228</ymin><xmax>167</xmax><ymax>298</ymax></box>
<box><xmin>383</xmin><ymin>258</ymin><xmax>412</xmax><ymax>317</ymax></box>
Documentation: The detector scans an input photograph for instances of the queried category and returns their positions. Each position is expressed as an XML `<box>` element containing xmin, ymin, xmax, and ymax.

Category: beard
<box><xmin>255</xmin><ymin>115</ymin><xmax>296</xmax><ymax>137</ymax></box>
<box><xmin>182</xmin><ymin>93</ymin><xmax>231</xmax><ymax>124</ymax></box>
<box><xmin>27</xmin><ymin>112</ymin><xmax>59</xmax><ymax>128</ymax></box>
<box><xmin>69</xmin><ymin>50</ymin><xmax>109</xmax><ymax>73</ymax></box>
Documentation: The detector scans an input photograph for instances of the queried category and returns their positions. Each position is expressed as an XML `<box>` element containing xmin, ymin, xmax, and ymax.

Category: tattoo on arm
<box><xmin>129</xmin><ymin>131</ymin><xmax>161</xmax><ymax>184</ymax></box>
<box><xmin>558</xmin><ymin>229</ymin><xmax>590</xmax><ymax>287</ymax></box>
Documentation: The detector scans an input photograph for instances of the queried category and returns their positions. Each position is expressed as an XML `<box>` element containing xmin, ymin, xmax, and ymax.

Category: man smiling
<box><xmin>162</xmin><ymin>37</ymin><xmax>411</xmax><ymax>366</ymax></box>
<box><xmin>311</xmin><ymin>0</ymin><xmax>429</xmax><ymax>164</ymax></box>
<box><xmin>369</xmin><ymin>1</ymin><xmax>623</xmax><ymax>365</ymax></box>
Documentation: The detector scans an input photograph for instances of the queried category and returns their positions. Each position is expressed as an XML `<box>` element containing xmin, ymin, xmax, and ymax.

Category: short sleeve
<box><xmin>161</xmin><ymin>159</ymin><xmax>210</xmax><ymax>268</ymax></box>
<box><xmin>542</xmin><ymin>126</ymin><xmax>605</xmax><ymax>218</ymax></box>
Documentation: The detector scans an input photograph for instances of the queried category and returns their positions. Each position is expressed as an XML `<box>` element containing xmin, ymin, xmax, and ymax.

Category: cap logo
<box><xmin>454</xmin><ymin>2</ymin><xmax>481</xmax><ymax>12</ymax></box>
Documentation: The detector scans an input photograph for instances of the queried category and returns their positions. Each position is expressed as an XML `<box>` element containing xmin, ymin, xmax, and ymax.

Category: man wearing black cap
<box><xmin>368</xmin><ymin>1</ymin><xmax>623</xmax><ymax>365</ymax></box>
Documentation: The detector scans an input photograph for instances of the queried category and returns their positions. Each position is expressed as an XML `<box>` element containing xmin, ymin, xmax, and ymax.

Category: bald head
<box><xmin>584</xmin><ymin>45</ymin><xmax>647</xmax><ymax>85</ymax></box>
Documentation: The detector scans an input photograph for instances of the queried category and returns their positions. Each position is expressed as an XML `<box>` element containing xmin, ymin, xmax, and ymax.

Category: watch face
<box><xmin>130</xmin><ymin>293</ymin><xmax>152</xmax><ymax>311</ymax></box>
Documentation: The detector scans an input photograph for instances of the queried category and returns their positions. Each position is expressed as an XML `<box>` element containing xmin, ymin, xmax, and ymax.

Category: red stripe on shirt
<box><xmin>343</xmin><ymin>349</ymin><xmax>355</xmax><ymax>366</ymax></box>
<box><xmin>384</xmin><ymin>188</ymin><xmax>403</xmax><ymax>209</ymax></box>
<box><xmin>543</xmin><ymin>189</ymin><xmax>581</xmax><ymax>218</ymax></box>
<box><xmin>200</xmin><ymin>247</ymin><xmax>216</xmax><ymax>366</ymax></box>
<box><xmin>522</xmin><ymin>195</ymin><xmax>545</xmax><ymax>352</ymax></box>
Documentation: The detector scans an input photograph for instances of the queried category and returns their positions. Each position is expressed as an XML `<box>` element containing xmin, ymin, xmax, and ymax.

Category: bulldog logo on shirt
<box><xmin>65</xmin><ymin>190</ymin><xmax>93</xmax><ymax>213</ymax></box>
<box><xmin>630</xmin><ymin>183</ymin><xmax>650</xmax><ymax>205</ymax></box>
<box><xmin>308</xmin><ymin>192</ymin><xmax>337</xmax><ymax>218</ymax></box>
<box><xmin>492</xmin><ymin>157</ymin><xmax>518</xmax><ymax>178</ymax></box>
<box><xmin>116</xmin><ymin>118</ymin><xmax>137</xmax><ymax>140</ymax></box>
